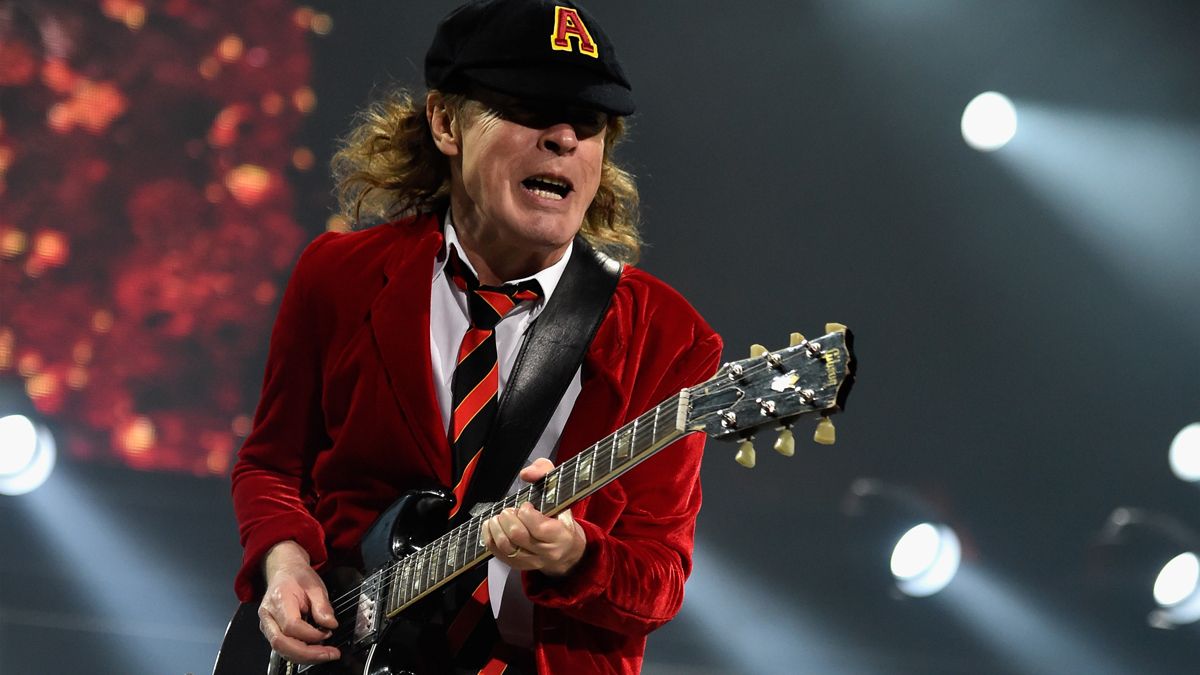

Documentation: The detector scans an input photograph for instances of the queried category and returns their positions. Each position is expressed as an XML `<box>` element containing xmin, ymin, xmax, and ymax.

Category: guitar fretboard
<box><xmin>379</xmin><ymin>390</ymin><xmax>691</xmax><ymax>617</ymax></box>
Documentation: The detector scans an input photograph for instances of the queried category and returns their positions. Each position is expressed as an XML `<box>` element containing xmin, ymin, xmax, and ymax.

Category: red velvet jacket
<box><xmin>231</xmin><ymin>213</ymin><xmax>723</xmax><ymax>673</ymax></box>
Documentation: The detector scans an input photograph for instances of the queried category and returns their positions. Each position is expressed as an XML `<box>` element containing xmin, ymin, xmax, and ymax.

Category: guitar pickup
<box><xmin>354</xmin><ymin>571</ymin><xmax>383</xmax><ymax>644</ymax></box>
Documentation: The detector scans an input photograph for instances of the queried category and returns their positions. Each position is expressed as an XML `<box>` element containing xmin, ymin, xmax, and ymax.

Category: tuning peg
<box><xmin>734</xmin><ymin>439</ymin><xmax>756</xmax><ymax>468</ymax></box>
<box><xmin>814</xmin><ymin>417</ymin><xmax>836</xmax><ymax>445</ymax></box>
<box><xmin>773</xmin><ymin>428</ymin><xmax>795</xmax><ymax>456</ymax></box>
<box><xmin>750</xmin><ymin>344</ymin><xmax>767</xmax><ymax>358</ymax></box>
<box><xmin>825</xmin><ymin>322</ymin><xmax>847</xmax><ymax>334</ymax></box>
<box><xmin>789</xmin><ymin>332</ymin><xmax>806</xmax><ymax>346</ymax></box>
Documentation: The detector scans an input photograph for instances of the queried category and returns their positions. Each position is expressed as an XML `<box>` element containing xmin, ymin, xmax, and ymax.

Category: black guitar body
<box><xmin>214</xmin><ymin>488</ymin><xmax>459</xmax><ymax>675</ymax></box>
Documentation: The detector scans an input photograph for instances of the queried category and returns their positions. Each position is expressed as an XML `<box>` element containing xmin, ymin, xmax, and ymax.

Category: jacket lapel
<box><xmin>368</xmin><ymin>217</ymin><xmax>453</xmax><ymax>485</ymax></box>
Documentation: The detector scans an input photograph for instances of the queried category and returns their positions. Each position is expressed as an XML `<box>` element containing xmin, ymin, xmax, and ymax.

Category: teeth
<box><xmin>522</xmin><ymin>175</ymin><xmax>570</xmax><ymax>200</ymax></box>
<box><xmin>527</xmin><ymin>186</ymin><xmax>565</xmax><ymax>200</ymax></box>
<box><xmin>530</xmin><ymin>176</ymin><xmax>569</xmax><ymax>190</ymax></box>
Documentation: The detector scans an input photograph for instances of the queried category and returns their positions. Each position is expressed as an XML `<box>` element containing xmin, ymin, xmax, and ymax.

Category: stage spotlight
<box><xmin>843</xmin><ymin>478</ymin><xmax>963</xmax><ymax>598</ymax></box>
<box><xmin>1155</xmin><ymin>553</ymin><xmax>1200</xmax><ymax>612</ymax></box>
<box><xmin>1092</xmin><ymin>507</ymin><xmax>1200</xmax><ymax>628</ymax></box>
<box><xmin>1168</xmin><ymin>422</ymin><xmax>1200</xmax><ymax>483</ymax></box>
<box><xmin>891</xmin><ymin>522</ymin><xmax>962</xmax><ymax>597</ymax></box>
<box><xmin>961</xmin><ymin>91</ymin><xmax>1017</xmax><ymax>152</ymax></box>
<box><xmin>0</xmin><ymin>381</ymin><xmax>57</xmax><ymax>496</ymax></box>
<box><xmin>0</xmin><ymin>413</ymin><xmax>56</xmax><ymax>495</ymax></box>
<box><xmin>0</xmin><ymin>414</ymin><xmax>38</xmax><ymax>474</ymax></box>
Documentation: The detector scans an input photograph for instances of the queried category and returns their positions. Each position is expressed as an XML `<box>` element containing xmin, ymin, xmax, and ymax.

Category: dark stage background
<box><xmin>2</xmin><ymin>1</ymin><xmax>1199</xmax><ymax>673</ymax></box>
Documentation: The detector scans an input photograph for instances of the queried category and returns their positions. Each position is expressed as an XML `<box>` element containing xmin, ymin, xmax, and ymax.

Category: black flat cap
<box><xmin>425</xmin><ymin>0</ymin><xmax>635</xmax><ymax>116</ymax></box>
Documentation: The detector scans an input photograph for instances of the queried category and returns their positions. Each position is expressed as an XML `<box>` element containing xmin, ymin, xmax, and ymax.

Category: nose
<box><xmin>539</xmin><ymin>123</ymin><xmax>579</xmax><ymax>156</ymax></box>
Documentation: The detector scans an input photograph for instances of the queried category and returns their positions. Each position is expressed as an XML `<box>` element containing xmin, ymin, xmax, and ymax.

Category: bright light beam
<box><xmin>991</xmin><ymin>103</ymin><xmax>1200</xmax><ymax>329</ymax></box>
<box><xmin>13</xmin><ymin>472</ymin><xmax>229</xmax><ymax>674</ymax></box>
<box><xmin>942</xmin><ymin>566</ymin><xmax>1138</xmax><ymax>675</ymax></box>
<box><xmin>681</xmin><ymin>540</ymin><xmax>876</xmax><ymax>673</ymax></box>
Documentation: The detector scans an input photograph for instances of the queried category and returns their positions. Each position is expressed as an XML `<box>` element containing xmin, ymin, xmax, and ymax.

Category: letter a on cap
<box><xmin>550</xmin><ymin>6</ymin><xmax>598</xmax><ymax>58</ymax></box>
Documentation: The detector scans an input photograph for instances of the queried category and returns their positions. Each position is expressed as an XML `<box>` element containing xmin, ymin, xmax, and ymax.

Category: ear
<box><xmin>427</xmin><ymin>92</ymin><xmax>461</xmax><ymax>157</ymax></box>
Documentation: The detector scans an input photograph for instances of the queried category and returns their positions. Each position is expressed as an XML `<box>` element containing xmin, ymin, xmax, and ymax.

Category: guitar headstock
<box><xmin>685</xmin><ymin>324</ymin><xmax>856</xmax><ymax>468</ymax></box>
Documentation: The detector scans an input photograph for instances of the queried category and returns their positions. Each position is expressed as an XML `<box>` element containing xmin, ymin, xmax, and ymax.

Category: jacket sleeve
<box><xmin>524</xmin><ymin>323</ymin><xmax>724</xmax><ymax>635</ymax></box>
<box><xmin>230</xmin><ymin>233</ymin><xmax>337</xmax><ymax>601</ymax></box>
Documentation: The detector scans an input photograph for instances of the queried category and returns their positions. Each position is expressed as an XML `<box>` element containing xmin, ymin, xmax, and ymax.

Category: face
<box><xmin>431</xmin><ymin>89</ymin><xmax>608</xmax><ymax>272</ymax></box>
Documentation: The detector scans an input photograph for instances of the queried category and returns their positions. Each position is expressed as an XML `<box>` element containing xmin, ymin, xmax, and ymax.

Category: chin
<box><xmin>512</xmin><ymin>211</ymin><xmax>585</xmax><ymax>247</ymax></box>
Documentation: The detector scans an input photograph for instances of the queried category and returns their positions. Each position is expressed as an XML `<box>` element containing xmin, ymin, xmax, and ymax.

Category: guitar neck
<box><xmin>380</xmin><ymin>390</ymin><xmax>693</xmax><ymax>618</ymax></box>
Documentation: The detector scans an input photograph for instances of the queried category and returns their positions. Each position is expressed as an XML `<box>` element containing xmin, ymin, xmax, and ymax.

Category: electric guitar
<box><xmin>213</xmin><ymin>326</ymin><xmax>856</xmax><ymax>674</ymax></box>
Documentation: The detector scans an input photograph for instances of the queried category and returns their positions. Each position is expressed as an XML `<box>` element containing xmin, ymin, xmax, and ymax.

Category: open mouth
<box><xmin>521</xmin><ymin>175</ymin><xmax>573</xmax><ymax>200</ymax></box>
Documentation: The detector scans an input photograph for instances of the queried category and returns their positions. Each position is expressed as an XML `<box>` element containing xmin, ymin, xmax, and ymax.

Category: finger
<box><xmin>519</xmin><ymin>457</ymin><xmax>555</xmax><ymax>482</ymax></box>
<box><xmin>514</xmin><ymin>502</ymin><xmax>555</xmax><ymax>543</ymax></box>
<box><xmin>480</xmin><ymin>517</ymin><xmax>494</xmax><ymax>548</ymax></box>
<box><xmin>494</xmin><ymin>509</ymin><xmax>526</xmax><ymax>550</ymax></box>
<box><xmin>520</xmin><ymin>502</ymin><xmax>580</xmax><ymax>546</ymax></box>
<box><xmin>482</xmin><ymin>515</ymin><xmax>504</xmax><ymax>551</ymax></box>
<box><xmin>265</xmin><ymin>588</ymin><xmax>333</xmax><ymax>644</ymax></box>
<box><xmin>259</xmin><ymin>607</ymin><xmax>341</xmax><ymax>664</ymax></box>
<box><xmin>280</xmin><ymin>610</ymin><xmax>335</xmax><ymax>645</ymax></box>
<box><xmin>301</xmin><ymin>578</ymin><xmax>339</xmax><ymax>630</ymax></box>
<box><xmin>499</xmin><ymin>507</ymin><xmax>537</xmax><ymax>550</ymax></box>
<box><xmin>555</xmin><ymin>508</ymin><xmax>586</xmax><ymax>546</ymax></box>
<box><xmin>533</xmin><ymin>508</ymin><xmax>586</xmax><ymax>576</ymax></box>
<box><xmin>557</xmin><ymin>508</ymin><xmax>580</xmax><ymax>534</ymax></box>
<box><xmin>485</xmin><ymin>511</ymin><xmax>523</xmax><ymax>557</ymax></box>
<box><xmin>483</xmin><ymin>522</ymin><xmax>513</xmax><ymax>558</ymax></box>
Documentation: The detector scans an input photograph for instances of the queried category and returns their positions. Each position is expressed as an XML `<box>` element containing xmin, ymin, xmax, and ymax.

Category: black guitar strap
<box><xmin>455</xmin><ymin>236</ymin><xmax>621</xmax><ymax>521</ymax></box>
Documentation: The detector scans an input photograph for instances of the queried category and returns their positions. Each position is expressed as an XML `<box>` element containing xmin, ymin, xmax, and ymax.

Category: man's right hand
<box><xmin>258</xmin><ymin>540</ymin><xmax>342</xmax><ymax>664</ymax></box>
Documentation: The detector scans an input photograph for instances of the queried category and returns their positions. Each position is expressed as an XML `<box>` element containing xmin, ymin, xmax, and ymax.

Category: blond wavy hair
<box><xmin>332</xmin><ymin>88</ymin><xmax>642</xmax><ymax>263</ymax></box>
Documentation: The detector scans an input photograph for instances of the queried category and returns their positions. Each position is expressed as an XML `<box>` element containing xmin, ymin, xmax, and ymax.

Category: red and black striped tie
<box><xmin>446</xmin><ymin>251</ymin><xmax>542</xmax><ymax>518</ymax></box>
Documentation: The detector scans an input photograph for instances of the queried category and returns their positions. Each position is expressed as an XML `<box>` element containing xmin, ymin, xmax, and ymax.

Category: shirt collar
<box><xmin>436</xmin><ymin>207</ymin><xmax>574</xmax><ymax>307</ymax></box>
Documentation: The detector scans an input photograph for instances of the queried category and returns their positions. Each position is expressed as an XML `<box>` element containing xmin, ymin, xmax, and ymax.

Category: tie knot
<box><xmin>448</xmin><ymin>251</ymin><xmax>543</xmax><ymax>330</ymax></box>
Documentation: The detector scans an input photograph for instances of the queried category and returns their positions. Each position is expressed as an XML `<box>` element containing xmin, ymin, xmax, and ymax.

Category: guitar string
<box><xmin>313</xmin><ymin>414</ymin><xmax>662</xmax><ymax>655</ymax></box>
<box><xmin>300</xmin><ymin>343</ymin><xmax>837</xmax><ymax>655</ymax></box>
<box><xmin>319</xmin><ymin>393</ymin><xmax>675</xmax><ymax>617</ymax></box>
<box><xmin>318</xmin><ymin>391</ymin><xmax>683</xmax><ymax>628</ymax></box>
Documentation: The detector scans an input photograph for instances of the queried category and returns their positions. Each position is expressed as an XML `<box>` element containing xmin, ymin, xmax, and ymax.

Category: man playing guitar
<box><xmin>228</xmin><ymin>1</ymin><xmax>723</xmax><ymax>672</ymax></box>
